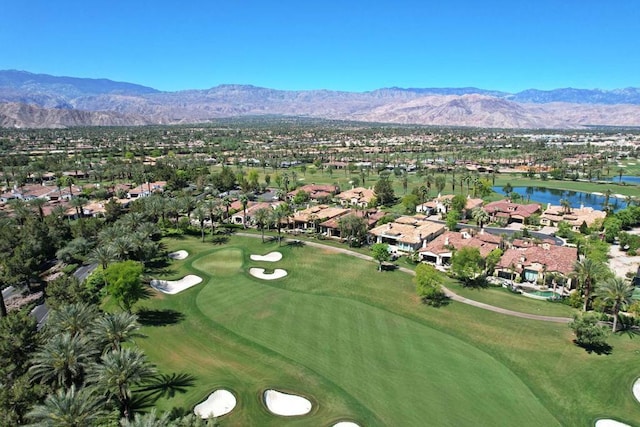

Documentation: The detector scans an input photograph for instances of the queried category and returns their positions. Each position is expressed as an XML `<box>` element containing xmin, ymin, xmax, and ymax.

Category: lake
<box><xmin>492</xmin><ymin>186</ymin><xmax>628</xmax><ymax>212</ymax></box>
<box><xmin>592</xmin><ymin>175</ymin><xmax>640</xmax><ymax>185</ymax></box>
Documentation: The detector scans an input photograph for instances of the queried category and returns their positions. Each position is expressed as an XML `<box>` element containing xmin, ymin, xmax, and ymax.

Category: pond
<box><xmin>492</xmin><ymin>186</ymin><xmax>627</xmax><ymax>212</ymax></box>
<box><xmin>592</xmin><ymin>175</ymin><xmax>640</xmax><ymax>185</ymax></box>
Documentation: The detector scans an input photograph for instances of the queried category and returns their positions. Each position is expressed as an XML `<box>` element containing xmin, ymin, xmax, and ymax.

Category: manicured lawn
<box><xmin>134</xmin><ymin>235</ymin><xmax>640</xmax><ymax>426</ymax></box>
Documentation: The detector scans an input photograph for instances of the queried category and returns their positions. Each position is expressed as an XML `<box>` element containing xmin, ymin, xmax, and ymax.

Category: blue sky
<box><xmin>1</xmin><ymin>1</ymin><xmax>639</xmax><ymax>92</ymax></box>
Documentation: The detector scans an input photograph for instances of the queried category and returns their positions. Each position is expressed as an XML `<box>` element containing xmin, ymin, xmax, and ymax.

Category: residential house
<box><xmin>419</xmin><ymin>229</ymin><xmax>501</xmax><ymax>266</ymax></box>
<box><xmin>287</xmin><ymin>184</ymin><xmax>339</xmax><ymax>202</ymax></box>
<box><xmin>289</xmin><ymin>205</ymin><xmax>350</xmax><ymax>232</ymax></box>
<box><xmin>336</xmin><ymin>187</ymin><xmax>375</xmax><ymax>208</ymax></box>
<box><xmin>230</xmin><ymin>202</ymin><xmax>281</xmax><ymax>226</ymax></box>
<box><xmin>495</xmin><ymin>245</ymin><xmax>578</xmax><ymax>287</ymax></box>
<box><xmin>484</xmin><ymin>200</ymin><xmax>541</xmax><ymax>224</ymax></box>
<box><xmin>368</xmin><ymin>215</ymin><xmax>445</xmax><ymax>254</ymax></box>
<box><xmin>128</xmin><ymin>181</ymin><xmax>167</xmax><ymax>199</ymax></box>
<box><xmin>319</xmin><ymin>209</ymin><xmax>385</xmax><ymax>238</ymax></box>
<box><xmin>540</xmin><ymin>204</ymin><xmax>606</xmax><ymax>232</ymax></box>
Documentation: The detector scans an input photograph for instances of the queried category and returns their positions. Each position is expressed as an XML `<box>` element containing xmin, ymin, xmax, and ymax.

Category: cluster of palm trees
<box><xmin>28</xmin><ymin>304</ymin><xmax>151</xmax><ymax>423</ymax></box>
<box><xmin>87</xmin><ymin>213</ymin><xmax>162</xmax><ymax>269</ymax></box>
<box><xmin>572</xmin><ymin>258</ymin><xmax>635</xmax><ymax>332</ymax></box>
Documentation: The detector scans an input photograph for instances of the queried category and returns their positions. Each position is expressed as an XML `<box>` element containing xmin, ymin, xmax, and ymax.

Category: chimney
<box><xmin>388</xmin><ymin>223</ymin><xmax>392</xmax><ymax>229</ymax></box>
<box><xmin>422</xmin><ymin>239</ymin><xmax>427</xmax><ymax>249</ymax></box>
<box><xmin>445</xmin><ymin>236</ymin><xmax>449</xmax><ymax>246</ymax></box>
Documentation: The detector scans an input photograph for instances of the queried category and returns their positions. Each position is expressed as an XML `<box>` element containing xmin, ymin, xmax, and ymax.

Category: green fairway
<box><xmin>135</xmin><ymin>236</ymin><xmax>640</xmax><ymax>426</ymax></box>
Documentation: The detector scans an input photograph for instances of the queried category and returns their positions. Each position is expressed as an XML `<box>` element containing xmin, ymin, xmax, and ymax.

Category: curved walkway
<box><xmin>237</xmin><ymin>233</ymin><xmax>572</xmax><ymax>324</ymax></box>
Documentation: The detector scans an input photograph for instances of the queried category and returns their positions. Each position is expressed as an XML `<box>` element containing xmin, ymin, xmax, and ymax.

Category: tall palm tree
<box><xmin>193</xmin><ymin>206</ymin><xmax>208</xmax><ymax>242</ymax></box>
<box><xmin>239</xmin><ymin>194</ymin><xmax>249</xmax><ymax>228</ymax></box>
<box><xmin>254</xmin><ymin>207</ymin><xmax>272</xmax><ymax>243</ymax></box>
<box><xmin>91</xmin><ymin>312</ymin><xmax>144</xmax><ymax>353</ymax></box>
<box><xmin>27</xmin><ymin>385</ymin><xmax>106</xmax><ymax>427</ymax></box>
<box><xmin>471</xmin><ymin>207</ymin><xmax>490</xmax><ymax>229</ymax></box>
<box><xmin>222</xmin><ymin>196</ymin><xmax>232</xmax><ymax>224</ymax></box>
<box><xmin>88</xmin><ymin>347</ymin><xmax>156</xmax><ymax>420</ymax></box>
<box><xmin>30</xmin><ymin>332</ymin><xmax>96</xmax><ymax>388</ymax></box>
<box><xmin>595</xmin><ymin>277</ymin><xmax>635</xmax><ymax>332</ymax></box>
<box><xmin>112</xmin><ymin>235</ymin><xmax>134</xmax><ymax>261</ymax></box>
<box><xmin>45</xmin><ymin>303</ymin><xmax>100</xmax><ymax>338</ymax></box>
<box><xmin>573</xmin><ymin>258</ymin><xmax>608</xmax><ymax>312</ymax></box>
<box><xmin>28</xmin><ymin>197</ymin><xmax>47</xmax><ymax>221</ymax></box>
<box><xmin>88</xmin><ymin>245</ymin><xmax>118</xmax><ymax>270</ymax></box>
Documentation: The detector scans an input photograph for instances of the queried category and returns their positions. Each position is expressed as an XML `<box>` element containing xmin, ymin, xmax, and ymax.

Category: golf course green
<box><xmin>136</xmin><ymin>236</ymin><xmax>640</xmax><ymax>426</ymax></box>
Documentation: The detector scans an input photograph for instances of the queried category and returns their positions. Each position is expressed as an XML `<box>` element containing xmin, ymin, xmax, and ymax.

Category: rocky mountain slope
<box><xmin>2</xmin><ymin>70</ymin><xmax>640</xmax><ymax>129</ymax></box>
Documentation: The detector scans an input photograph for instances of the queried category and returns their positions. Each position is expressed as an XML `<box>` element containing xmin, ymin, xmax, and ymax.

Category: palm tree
<box><xmin>254</xmin><ymin>207</ymin><xmax>272</xmax><ymax>243</ymax></box>
<box><xmin>471</xmin><ymin>207</ymin><xmax>490</xmax><ymax>229</ymax></box>
<box><xmin>29</xmin><ymin>197</ymin><xmax>47</xmax><ymax>221</ymax></box>
<box><xmin>573</xmin><ymin>258</ymin><xmax>608</xmax><ymax>312</ymax></box>
<box><xmin>559</xmin><ymin>198</ymin><xmax>571</xmax><ymax>215</ymax></box>
<box><xmin>112</xmin><ymin>235</ymin><xmax>134</xmax><ymax>261</ymax></box>
<box><xmin>30</xmin><ymin>332</ymin><xmax>96</xmax><ymax>388</ymax></box>
<box><xmin>120</xmin><ymin>409</ymin><xmax>171</xmax><ymax>427</ymax></box>
<box><xmin>222</xmin><ymin>196</ymin><xmax>232</xmax><ymax>224</ymax></box>
<box><xmin>88</xmin><ymin>245</ymin><xmax>118</xmax><ymax>270</ymax></box>
<box><xmin>88</xmin><ymin>347</ymin><xmax>156</xmax><ymax>420</ymax></box>
<box><xmin>193</xmin><ymin>206</ymin><xmax>208</xmax><ymax>242</ymax></box>
<box><xmin>45</xmin><ymin>303</ymin><xmax>100</xmax><ymax>338</ymax></box>
<box><xmin>239</xmin><ymin>194</ymin><xmax>249</xmax><ymax>228</ymax></box>
<box><xmin>91</xmin><ymin>312</ymin><xmax>144</xmax><ymax>353</ymax></box>
<box><xmin>27</xmin><ymin>385</ymin><xmax>106</xmax><ymax>427</ymax></box>
<box><xmin>595</xmin><ymin>277</ymin><xmax>635</xmax><ymax>332</ymax></box>
<box><xmin>204</xmin><ymin>198</ymin><xmax>221</xmax><ymax>235</ymax></box>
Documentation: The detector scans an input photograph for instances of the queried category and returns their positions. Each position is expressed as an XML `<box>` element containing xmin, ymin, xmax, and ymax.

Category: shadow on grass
<box><xmin>286</xmin><ymin>239</ymin><xmax>305</xmax><ymax>247</ymax></box>
<box><xmin>573</xmin><ymin>339</ymin><xmax>613</xmax><ymax>355</ymax></box>
<box><xmin>140</xmin><ymin>372</ymin><xmax>197</xmax><ymax>399</ymax></box>
<box><xmin>131</xmin><ymin>373</ymin><xmax>197</xmax><ymax>413</ymax></box>
<box><xmin>137</xmin><ymin>308</ymin><xmax>185</xmax><ymax>326</ymax></box>
<box><xmin>421</xmin><ymin>295</ymin><xmax>451</xmax><ymax>307</ymax></box>
<box><xmin>211</xmin><ymin>235</ymin><xmax>230</xmax><ymax>245</ymax></box>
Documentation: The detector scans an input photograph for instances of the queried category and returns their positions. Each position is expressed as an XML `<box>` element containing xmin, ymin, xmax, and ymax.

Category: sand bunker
<box><xmin>250</xmin><ymin>252</ymin><xmax>283</xmax><ymax>262</ymax></box>
<box><xmin>595</xmin><ymin>420</ymin><xmax>630</xmax><ymax>427</ymax></box>
<box><xmin>333</xmin><ymin>422</ymin><xmax>360</xmax><ymax>427</ymax></box>
<box><xmin>249</xmin><ymin>268</ymin><xmax>288</xmax><ymax>280</ymax></box>
<box><xmin>168</xmin><ymin>250</ymin><xmax>189</xmax><ymax>260</ymax></box>
<box><xmin>264</xmin><ymin>389</ymin><xmax>312</xmax><ymax>416</ymax></box>
<box><xmin>150</xmin><ymin>275</ymin><xmax>203</xmax><ymax>294</ymax></box>
<box><xmin>633</xmin><ymin>378</ymin><xmax>640</xmax><ymax>404</ymax></box>
<box><xmin>194</xmin><ymin>389</ymin><xmax>236</xmax><ymax>418</ymax></box>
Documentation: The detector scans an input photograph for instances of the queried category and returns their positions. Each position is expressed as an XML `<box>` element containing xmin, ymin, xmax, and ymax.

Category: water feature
<box><xmin>492</xmin><ymin>186</ymin><xmax>626</xmax><ymax>212</ymax></box>
<box><xmin>592</xmin><ymin>175</ymin><xmax>640</xmax><ymax>185</ymax></box>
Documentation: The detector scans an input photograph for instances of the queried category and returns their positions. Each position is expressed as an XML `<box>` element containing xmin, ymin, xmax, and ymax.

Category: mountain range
<box><xmin>2</xmin><ymin>70</ymin><xmax>640</xmax><ymax>129</ymax></box>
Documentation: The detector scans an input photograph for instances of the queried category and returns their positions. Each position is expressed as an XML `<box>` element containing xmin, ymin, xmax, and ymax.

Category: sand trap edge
<box><xmin>193</xmin><ymin>389</ymin><xmax>237</xmax><ymax>418</ymax></box>
<box><xmin>595</xmin><ymin>419</ymin><xmax>631</xmax><ymax>427</ymax></box>
<box><xmin>150</xmin><ymin>275</ymin><xmax>203</xmax><ymax>295</ymax></box>
<box><xmin>250</xmin><ymin>252</ymin><xmax>283</xmax><ymax>262</ymax></box>
<box><xmin>263</xmin><ymin>389</ymin><xmax>312</xmax><ymax>416</ymax></box>
<box><xmin>168</xmin><ymin>250</ymin><xmax>189</xmax><ymax>260</ymax></box>
<box><xmin>249</xmin><ymin>268</ymin><xmax>287</xmax><ymax>280</ymax></box>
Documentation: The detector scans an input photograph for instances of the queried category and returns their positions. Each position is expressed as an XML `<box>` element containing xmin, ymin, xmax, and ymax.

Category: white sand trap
<box><xmin>150</xmin><ymin>275</ymin><xmax>203</xmax><ymax>294</ymax></box>
<box><xmin>264</xmin><ymin>389</ymin><xmax>312</xmax><ymax>416</ymax></box>
<box><xmin>168</xmin><ymin>250</ymin><xmax>189</xmax><ymax>260</ymax></box>
<box><xmin>633</xmin><ymin>378</ymin><xmax>640</xmax><ymax>403</ymax></box>
<box><xmin>250</xmin><ymin>251</ymin><xmax>283</xmax><ymax>262</ymax></box>
<box><xmin>249</xmin><ymin>268</ymin><xmax>288</xmax><ymax>280</ymax></box>
<box><xmin>333</xmin><ymin>422</ymin><xmax>360</xmax><ymax>427</ymax></box>
<box><xmin>194</xmin><ymin>389</ymin><xmax>236</xmax><ymax>418</ymax></box>
<box><xmin>595</xmin><ymin>420</ymin><xmax>630</xmax><ymax>427</ymax></box>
